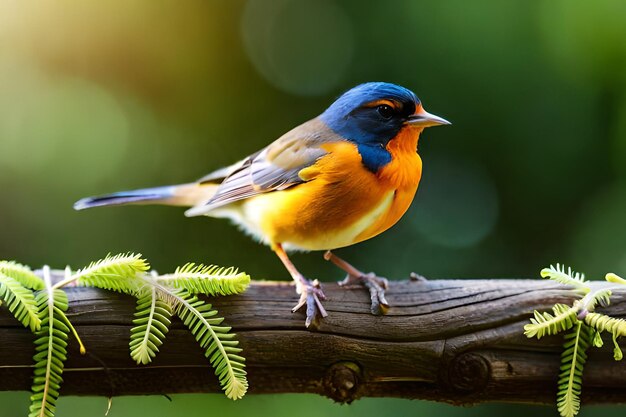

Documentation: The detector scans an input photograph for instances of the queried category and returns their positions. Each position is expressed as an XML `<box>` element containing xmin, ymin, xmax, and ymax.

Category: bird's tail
<box><xmin>73</xmin><ymin>183</ymin><xmax>218</xmax><ymax>211</ymax></box>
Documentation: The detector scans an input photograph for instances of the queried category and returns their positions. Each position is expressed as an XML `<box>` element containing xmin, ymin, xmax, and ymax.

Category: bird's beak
<box><xmin>406</xmin><ymin>108</ymin><xmax>451</xmax><ymax>127</ymax></box>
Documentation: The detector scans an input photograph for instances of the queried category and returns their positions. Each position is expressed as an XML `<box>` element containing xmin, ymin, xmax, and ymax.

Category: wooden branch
<box><xmin>1</xmin><ymin>275</ymin><xmax>626</xmax><ymax>405</ymax></box>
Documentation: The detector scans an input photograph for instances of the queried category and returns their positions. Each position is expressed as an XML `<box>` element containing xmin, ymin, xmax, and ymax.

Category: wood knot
<box><xmin>448</xmin><ymin>352</ymin><xmax>490</xmax><ymax>392</ymax></box>
<box><xmin>323</xmin><ymin>362</ymin><xmax>362</xmax><ymax>403</ymax></box>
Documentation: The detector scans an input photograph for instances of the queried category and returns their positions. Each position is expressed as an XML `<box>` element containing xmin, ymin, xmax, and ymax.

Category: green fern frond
<box><xmin>541</xmin><ymin>264</ymin><xmax>589</xmax><ymax>293</ymax></box>
<box><xmin>0</xmin><ymin>261</ymin><xmax>44</xmax><ymax>290</ymax></box>
<box><xmin>592</xmin><ymin>289</ymin><xmax>612</xmax><ymax>308</ymax></box>
<box><xmin>130</xmin><ymin>286</ymin><xmax>173</xmax><ymax>365</ymax></box>
<box><xmin>585</xmin><ymin>312</ymin><xmax>626</xmax><ymax>360</ymax></box>
<box><xmin>530</xmin><ymin>264</ymin><xmax>626</xmax><ymax>416</ymax></box>
<box><xmin>605</xmin><ymin>273</ymin><xmax>626</xmax><ymax>286</ymax></box>
<box><xmin>153</xmin><ymin>284</ymin><xmax>247</xmax><ymax>399</ymax></box>
<box><xmin>0</xmin><ymin>272</ymin><xmax>41</xmax><ymax>331</ymax></box>
<box><xmin>155</xmin><ymin>263</ymin><xmax>250</xmax><ymax>296</ymax></box>
<box><xmin>584</xmin><ymin>312</ymin><xmax>626</xmax><ymax>336</ymax></box>
<box><xmin>29</xmin><ymin>284</ymin><xmax>70</xmax><ymax>417</ymax></box>
<box><xmin>577</xmin><ymin>288</ymin><xmax>613</xmax><ymax>318</ymax></box>
<box><xmin>557</xmin><ymin>322</ymin><xmax>592</xmax><ymax>417</ymax></box>
<box><xmin>524</xmin><ymin>304</ymin><xmax>579</xmax><ymax>339</ymax></box>
<box><xmin>612</xmin><ymin>333</ymin><xmax>623</xmax><ymax>361</ymax></box>
<box><xmin>591</xmin><ymin>330</ymin><xmax>603</xmax><ymax>348</ymax></box>
<box><xmin>70</xmin><ymin>253</ymin><xmax>149</xmax><ymax>294</ymax></box>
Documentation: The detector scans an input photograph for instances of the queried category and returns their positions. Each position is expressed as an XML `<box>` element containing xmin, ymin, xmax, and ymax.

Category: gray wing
<box><xmin>185</xmin><ymin>118</ymin><xmax>330</xmax><ymax>217</ymax></box>
<box><xmin>196</xmin><ymin>161</ymin><xmax>246</xmax><ymax>184</ymax></box>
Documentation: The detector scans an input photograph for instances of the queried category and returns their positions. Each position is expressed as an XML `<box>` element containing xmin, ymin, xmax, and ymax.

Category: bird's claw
<box><xmin>292</xmin><ymin>279</ymin><xmax>328</xmax><ymax>328</ymax></box>
<box><xmin>339</xmin><ymin>272</ymin><xmax>389</xmax><ymax>315</ymax></box>
<box><xmin>324</xmin><ymin>250</ymin><xmax>390</xmax><ymax>315</ymax></box>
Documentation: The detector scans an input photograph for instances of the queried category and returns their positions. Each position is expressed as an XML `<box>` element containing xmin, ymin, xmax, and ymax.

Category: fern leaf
<box><xmin>584</xmin><ymin>312</ymin><xmax>626</xmax><ymax>337</ymax></box>
<box><xmin>0</xmin><ymin>272</ymin><xmax>41</xmax><ymax>331</ymax></box>
<box><xmin>155</xmin><ymin>263</ymin><xmax>250</xmax><ymax>296</ymax></box>
<box><xmin>29</xmin><ymin>284</ymin><xmax>70</xmax><ymax>417</ymax></box>
<box><xmin>592</xmin><ymin>289</ymin><xmax>612</xmax><ymax>309</ymax></box>
<box><xmin>524</xmin><ymin>304</ymin><xmax>578</xmax><ymax>339</ymax></box>
<box><xmin>130</xmin><ymin>286</ymin><xmax>173</xmax><ymax>364</ymax></box>
<box><xmin>585</xmin><ymin>312</ymin><xmax>626</xmax><ymax>360</ymax></box>
<box><xmin>73</xmin><ymin>253</ymin><xmax>149</xmax><ymax>294</ymax></box>
<box><xmin>592</xmin><ymin>330</ymin><xmax>603</xmax><ymax>348</ymax></box>
<box><xmin>605</xmin><ymin>273</ymin><xmax>626</xmax><ymax>286</ymax></box>
<box><xmin>612</xmin><ymin>333</ymin><xmax>623</xmax><ymax>361</ymax></box>
<box><xmin>576</xmin><ymin>289</ymin><xmax>612</xmax><ymax>320</ymax></box>
<box><xmin>154</xmin><ymin>285</ymin><xmax>247</xmax><ymax>399</ymax></box>
<box><xmin>541</xmin><ymin>264</ymin><xmax>589</xmax><ymax>293</ymax></box>
<box><xmin>557</xmin><ymin>322</ymin><xmax>592</xmax><ymax>417</ymax></box>
<box><xmin>0</xmin><ymin>261</ymin><xmax>44</xmax><ymax>290</ymax></box>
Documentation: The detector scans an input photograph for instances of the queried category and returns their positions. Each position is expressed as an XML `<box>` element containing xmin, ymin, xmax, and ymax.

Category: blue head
<box><xmin>320</xmin><ymin>82</ymin><xmax>449</xmax><ymax>172</ymax></box>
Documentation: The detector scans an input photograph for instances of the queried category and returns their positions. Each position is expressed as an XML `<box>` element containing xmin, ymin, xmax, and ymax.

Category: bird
<box><xmin>74</xmin><ymin>82</ymin><xmax>450</xmax><ymax>327</ymax></box>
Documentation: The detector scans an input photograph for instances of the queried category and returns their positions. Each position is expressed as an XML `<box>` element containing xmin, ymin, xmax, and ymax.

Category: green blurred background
<box><xmin>1</xmin><ymin>0</ymin><xmax>625</xmax><ymax>416</ymax></box>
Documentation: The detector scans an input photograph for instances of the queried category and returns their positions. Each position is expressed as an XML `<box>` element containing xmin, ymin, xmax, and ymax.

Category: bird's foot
<box><xmin>292</xmin><ymin>278</ymin><xmax>328</xmax><ymax>328</ymax></box>
<box><xmin>340</xmin><ymin>271</ymin><xmax>389</xmax><ymax>315</ymax></box>
<box><xmin>324</xmin><ymin>251</ymin><xmax>389</xmax><ymax>315</ymax></box>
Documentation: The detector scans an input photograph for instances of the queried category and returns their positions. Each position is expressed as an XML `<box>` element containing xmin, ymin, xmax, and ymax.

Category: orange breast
<box><xmin>243</xmin><ymin>127</ymin><xmax>423</xmax><ymax>250</ymax></box>
<box><xmin>356</xmin><ymin>126</ymin><xmax>423</xmax><ymax>242</ymax></box>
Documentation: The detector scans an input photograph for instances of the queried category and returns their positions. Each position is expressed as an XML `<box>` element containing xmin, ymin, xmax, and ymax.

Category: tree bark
<box><xmin>1</xmin><ymin>275</ymin><xmax>625</xmax><ymax>405</ymax></box>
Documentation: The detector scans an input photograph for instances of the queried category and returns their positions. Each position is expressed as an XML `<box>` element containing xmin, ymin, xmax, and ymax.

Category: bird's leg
<box><xmin>324</xmin><ymin>251</ymin><xmax>389</xmax><ymax>315</ymax></box>
<box><xmin>274</xmin><ymin>244</ymin><xmax>328</xmax><ymax>328</ymax></box>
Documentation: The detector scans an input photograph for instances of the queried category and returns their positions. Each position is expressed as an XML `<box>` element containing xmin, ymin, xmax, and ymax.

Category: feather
<box><xmin>185</xmin><ymin>118</ymin><xmax>335</xmax><ymax>217</ymax></box>
<box><xmin>74</xmin><ymin>183</ymin><xmax>218</xmax><ymax>210</ymax></box>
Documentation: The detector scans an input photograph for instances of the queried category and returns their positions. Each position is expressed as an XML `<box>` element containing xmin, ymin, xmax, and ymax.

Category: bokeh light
<box><xmin>0</xmin><ymin>68</ymin><xmax>129</xmax><ymax>185</ymax></box>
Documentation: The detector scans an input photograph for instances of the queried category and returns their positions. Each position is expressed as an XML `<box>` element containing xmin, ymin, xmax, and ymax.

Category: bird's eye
<box><xmin>377</xmin><ymin>104</ymin><xmax>394</xmax><ymax>120</ymax></box>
